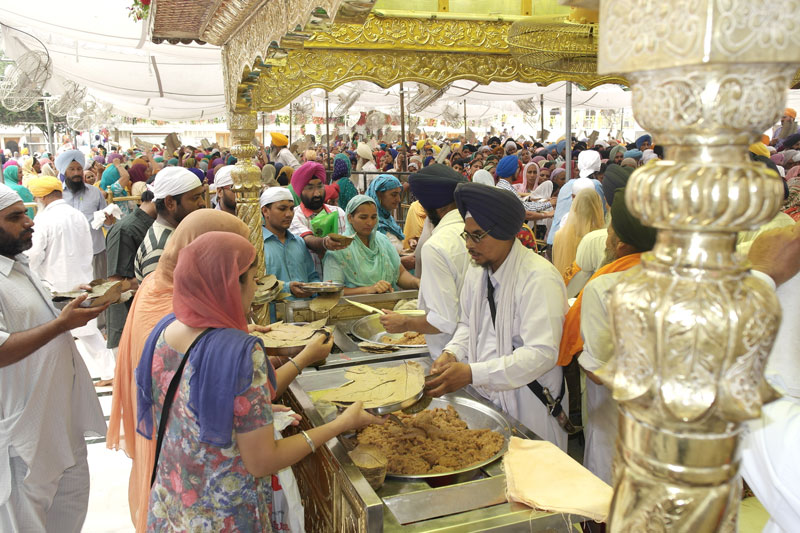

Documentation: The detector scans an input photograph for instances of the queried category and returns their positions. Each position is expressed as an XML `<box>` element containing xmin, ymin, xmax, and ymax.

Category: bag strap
<box><xmin>150</xmin><ymin>327</ymin><xmax>214</xmax><ymax>487</ymax></box>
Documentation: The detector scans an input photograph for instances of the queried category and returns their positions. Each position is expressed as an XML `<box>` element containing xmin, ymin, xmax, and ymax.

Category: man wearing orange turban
<box><xmin>771</xmin><ymin>108</ymin><xmax>798</xmax><ymax>145</ymax></box>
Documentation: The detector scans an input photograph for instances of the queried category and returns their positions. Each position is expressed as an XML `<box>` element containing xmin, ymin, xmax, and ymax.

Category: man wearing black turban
<box><xmin>380</xmin><ymin>165</ymin><xmax>469</xmax><ymax>357</ymax></box>
<box><xmin>426</xmin><ymin>182</ymin><xmax>571</xmax><ymax>450</ymax></box>
<box><xmin>563</xmin><ymin>187</ymin><xmax>656</xmax><ymax>485</ymax></box>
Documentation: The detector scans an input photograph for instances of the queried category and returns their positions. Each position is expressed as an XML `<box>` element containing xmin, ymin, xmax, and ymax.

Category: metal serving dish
<box><xmin>383</xmin><ymin>395</ymin><xmax>511</xmax><ymax>484</ymax></box>
<box><xmin>299</xmin><ymin>281</ymin><xmax>344</xmax><ymax>293</ymax></box>
<box><xmin>350</xmin><ymin>310</ymin><xmax>428</xmax><ymax>349</ymax></box>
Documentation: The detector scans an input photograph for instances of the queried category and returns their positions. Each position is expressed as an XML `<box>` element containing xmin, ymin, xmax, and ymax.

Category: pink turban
<box><xmin>291</xmin><ymin>161</ymin><xmax>327</xmax><ymax>197</ymax></box>
<box><xmin>771</xmin><ymin>153</ymin><xmax>785</xmax><ymax>166</ymax></box>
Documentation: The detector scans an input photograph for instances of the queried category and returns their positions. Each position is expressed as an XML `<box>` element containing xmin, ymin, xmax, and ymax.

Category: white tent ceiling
<box><xmin>1</xmin><ymin>2</ymin><xmax>798</xmax><ymax>125</ymax></box>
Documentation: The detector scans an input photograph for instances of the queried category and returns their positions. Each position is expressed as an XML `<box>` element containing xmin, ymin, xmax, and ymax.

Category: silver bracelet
<box><xmin>287</xmin><ymin>357</ymin><xmax>302</xmax><ymax>374</ymax></box>
<box><xmin>300</xmin><ymin>430</ymin><xmax>316</xmax><ymax>453</ymax></box>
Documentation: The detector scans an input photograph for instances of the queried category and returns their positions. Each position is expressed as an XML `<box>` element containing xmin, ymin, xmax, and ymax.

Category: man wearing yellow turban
<box><xmin>270</xmin><ymin>132</ymin><xmax>300</xmax><ymax>170</ymax></box>
<box><xmin>26</xmin><ymin>176</ymin><xmax>118</xmax><ymax>384</ymax></box>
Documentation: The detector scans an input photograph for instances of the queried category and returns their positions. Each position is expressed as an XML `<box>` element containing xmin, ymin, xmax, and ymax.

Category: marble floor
<box><xmin>83</xmin><ymin>386</ymin><xmax>135</xmax><ymax>533</ymax></box>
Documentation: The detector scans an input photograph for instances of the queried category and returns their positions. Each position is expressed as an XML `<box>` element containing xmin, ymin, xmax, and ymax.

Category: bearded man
<box><xmin>0</xmin><ymin>183</ymin><xmax>108</xmax><ymax>532</ymax></box>
<box><xmin>270</xmin><ymin>132</ymin><xmax>300</xmax><ymax>170</ymax></box>
<box><xmin>288</xmin><ymin>162</ymin><xmax>349</xmax><ymax>277</ymax></box>
<box><xmin>771</xmin><ymin>108</ymin><xmax>798</xmax><ymax>146</ymax></box>
<box><xmin>57</xmin><ymin>150</ymin><xmax>112</xmax><ymax>282</ymax></box>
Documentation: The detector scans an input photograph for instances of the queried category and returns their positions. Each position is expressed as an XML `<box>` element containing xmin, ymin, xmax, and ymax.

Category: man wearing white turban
<box><xmin>356</xmin><ymin>142</ymin><xmax>378</xmax><ymax>192</ymax></box>
<box><xmin>0</xmin><ymin>183</ymin><xmax>108</xmax><ymax>532</ymax></box>
<box><xmin>59</xmin><ymin>149</ymin><xmax>112</xmax><ymax>283</ymax></box>
<box><xmin>133</xmin><ymin>167</ymin><xmax>205</xmax><ymax>281</ymax></box>
<box><xmin>260</xmin><ymin>186</ymin><xmax>318</xmax><ymax>305</ymax></box>
<box><xmin>211</xmin><ymin>165</ymin><xmax>235</xmax><ymax>214</ymax></box>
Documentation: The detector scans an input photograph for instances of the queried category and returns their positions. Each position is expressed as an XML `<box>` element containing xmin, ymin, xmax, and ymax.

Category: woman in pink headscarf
<box><xmin>515</xmin><ymin>162</ymin><xmax>542</xmax><ymax>194</ymax></box>
<box><xmin>135</xmin><ymin>231</ymin><xmax>383</xmax><ymax>531</ymax></box>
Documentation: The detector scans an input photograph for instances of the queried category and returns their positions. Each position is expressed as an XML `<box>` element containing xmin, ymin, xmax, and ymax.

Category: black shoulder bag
<box><xmin>150</xmin><ymin>328</ymin><xmax>214</xmax><ymax>487</ymax></box>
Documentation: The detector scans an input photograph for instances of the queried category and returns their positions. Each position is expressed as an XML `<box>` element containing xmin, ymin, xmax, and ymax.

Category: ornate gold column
<box><xmin>229</xmin><ymin>111</ymin><xmax>269</xmax><ymax>324</ymax></box>
<box><xmin>596</xmin><ymin>1</ymin><xmax>800</xmax><ymax>530</ymax></box>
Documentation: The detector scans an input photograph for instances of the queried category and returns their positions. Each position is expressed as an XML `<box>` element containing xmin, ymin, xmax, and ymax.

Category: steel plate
<box><xmin>299</xmin><ymin>281</ymin><xmax>344</xmax><ymax>293</ymax></box>
<box><xmin>383</xmin><ymin>395</ymin><xmax>511</xmax><ymax>481</ymax></box>
<box><xmin>350</xmin><ymin>310</ymin><xmax>428</xmax><ymax>349</ymax></box>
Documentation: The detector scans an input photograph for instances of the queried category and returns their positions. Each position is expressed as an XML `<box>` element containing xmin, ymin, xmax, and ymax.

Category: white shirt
<box><xmin>359</xmin><ymin>161</ymin><xmax>378</xmax><ymax>192</ymax></box>
<box><xmin>0</xmin><ymin>254</ymin><xmax>105</xmax><ymax>509</ymax></box>
<box><xmin>275</xmin><ymin>148</ymin><xmax>300</xmax><ymax>170</ymax></box>
<box><xmin>578</xmin><ymin>270</ymin><xmax>625</xmax><ymax>484</ymax></box>
<box><xmin>445</xmin><ymin>244</ymin><xmax>569</xmax><ymax>450</ymax></box>
<box><xmin>26</xmin><ymin>199</ymin><xmax>94</xmax><ymax>292</ymax></box>
<box><xmin>289</xmin><ymin>204</ymin><xmax>347</xmax><ymax>278</ymax></box>
<box><xmin>417</xmin><ymin>209</ymin><xmax>469</xmax><ymax>358</ymax></box>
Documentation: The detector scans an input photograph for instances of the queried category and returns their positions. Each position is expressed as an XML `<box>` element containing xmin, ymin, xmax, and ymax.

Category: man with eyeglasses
<box><xmin>426</xmin><ymin>182</ymin><xmax>570</xmax><ymax>450</ymax></box>
<box><xmin>379</xmin><ymin>165</ymin><xmax>469</xmax><ymax>358</ymax></box>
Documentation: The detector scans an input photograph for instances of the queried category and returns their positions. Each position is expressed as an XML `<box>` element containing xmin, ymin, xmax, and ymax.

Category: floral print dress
<box><xmin>147</xmin><ymin>331</ymin><xmax>275</xmax><ymax>532</ymax></box>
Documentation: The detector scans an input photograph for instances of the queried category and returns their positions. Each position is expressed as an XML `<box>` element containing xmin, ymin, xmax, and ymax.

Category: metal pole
<box><xmin>565</xmin><ymin>82</ymin><xmax>572</xmax><ymax>181</ymax></box>
<box><xmin>289</xmin><ymin>104</ymin><xmax>293</xmax><ymax>147</ymax></box>
<box><xmin>619</xmin><ymin>108</ymin><xmax>624</xmax><ymax>140</ymax></box>
<box><xmin>325</xmin><ymin>91</ymin><xmax>331</xmax><ymax>170</ymax></box>
<box><xmin>463</xmin><ymin>99</ymin><xmax>468</xmax><ymax>141</ymax></box>
<box><xmin>540</xmin><ymin>93</ymin><xmax>545</xmax><ymax>144</ymax></box>
<box><xmin>399</xmin><ymin>85</ymin><xmax>406</xmax><ymax>149</ymax></box>
<box><xmin>261</xmin><ymin>112</ymin><xmax>266</xmax><ymax>147</ymax></box>
<box><xmin>43</xmin><ymin>99</ymin><xmax>54</xmax><ymax>155</ymax></box>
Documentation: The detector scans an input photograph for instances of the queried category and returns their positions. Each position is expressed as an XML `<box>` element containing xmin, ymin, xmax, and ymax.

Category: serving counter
<box><xmin>283</xmin><ymin>359</ymin><xmax>584</xmax><ymax>532</ymax></box>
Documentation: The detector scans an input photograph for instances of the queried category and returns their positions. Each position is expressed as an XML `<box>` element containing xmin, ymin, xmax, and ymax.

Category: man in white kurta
<box><xmin>428</xmin><ymin>182</ymin><xmax>569</xmax><ymax>450</ymax></box>
<box><xmin>0</xmin><ymin>184</ymin><xmax>107</xmax><ymax>532</ymax></box>
<box><xmin>380</xmin><ymin>164</ymin><xmax>469</xmax><ymax>358</ymax></box>
<box><xmin>25</xmin><ymin>178</ymin><xmax>116</xmax><ymax>381</ymax></box>
<box><xmin>270</xmin><ymin>132</ymin><xmax>300</xmax><ymax>170</ymax></box>
<box><xmin>575</xmin><ymin>187</ymin><xmax>656</xmax><ymax>484</ymax></box>
<box><xmin>740</xmin><ymin>224</ymin><xmax>800</xmax><ymax>533</ymax></box>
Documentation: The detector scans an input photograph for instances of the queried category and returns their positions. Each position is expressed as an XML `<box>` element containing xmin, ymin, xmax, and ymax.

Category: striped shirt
<box><xmin>134</xmin><ymin>220</ymin><xmax>174</xmax><ymax>281</ymax></box>
<box><xmin>496</xmin><ymin>178</ymin><xmax>552</xmax><ymax>212</ymax></box>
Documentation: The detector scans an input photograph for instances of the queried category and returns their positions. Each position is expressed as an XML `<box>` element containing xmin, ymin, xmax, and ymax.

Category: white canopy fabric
<box><xmin>0</xmin><ymin>1</ymin><xmax>225</xmax><ymax>121</ymax></box>
<box><xmin>1</xmin><ymin>2</ymin><xmax>798</xmax><ymax>126</ymax></box>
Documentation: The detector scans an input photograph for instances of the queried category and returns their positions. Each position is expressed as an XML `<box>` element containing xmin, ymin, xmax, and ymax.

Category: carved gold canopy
<box><xmin>242</xmin><ymin>13</ymin><xmax>628</xmax><ymax>112</ymax></box>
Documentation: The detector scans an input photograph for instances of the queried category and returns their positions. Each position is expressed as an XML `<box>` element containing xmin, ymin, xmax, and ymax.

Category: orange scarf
<box><xmin>557</xmin><ymin>253</ymin><xmax>642</xmax><ymax>366</ymax></box>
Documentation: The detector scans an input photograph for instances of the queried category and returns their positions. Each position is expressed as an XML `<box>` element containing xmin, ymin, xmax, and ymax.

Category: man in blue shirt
<box><xmin>260</xmin><ymin>187</ymin><xmax>319</xmax><ymax>298</ymax></box>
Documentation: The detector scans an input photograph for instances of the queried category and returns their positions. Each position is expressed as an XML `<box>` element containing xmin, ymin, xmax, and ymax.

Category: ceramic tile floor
<box><xmin>80</xmin><ymin>385</ymin><xmax>772</xmax><ymax>533</ymax></box>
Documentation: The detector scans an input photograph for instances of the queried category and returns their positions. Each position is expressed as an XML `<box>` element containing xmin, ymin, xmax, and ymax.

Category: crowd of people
<box><xmin>0</xmin><ymin>107</ymin><xmax>799</xmax><ymax>532</ymax></box>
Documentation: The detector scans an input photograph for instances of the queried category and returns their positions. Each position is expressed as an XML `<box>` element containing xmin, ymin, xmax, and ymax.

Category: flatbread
<box><xmin>312</xmin><ymin>361</ymin><xmax>425</xmax><ymax>408</ymax></box>
<box><xmin>254</xmin><ymin>319</ymin><xmax>328</xmax><ymax>348</ymax></box>
<box><xmin>358</xmin><ymin>342</ymin><xmax>399</xmax><ymax>354</ymax></box>
<box><xmin>309</xmin><ymin>291</ymin><xmax>341</xmax><ymax>313</ymax></box>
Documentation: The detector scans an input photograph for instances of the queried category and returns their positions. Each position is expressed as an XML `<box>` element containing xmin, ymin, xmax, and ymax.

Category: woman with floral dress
<box><xmin>135</xmin><ymin>231</ymin><xmax>382</xmax><ymax>531</ymax></box>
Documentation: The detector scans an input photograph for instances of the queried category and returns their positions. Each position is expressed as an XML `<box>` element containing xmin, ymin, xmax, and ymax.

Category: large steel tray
<box><xmin>383</xmin><ymin>395</ymin><xmax>511</xmax><ymax>482</ymax></box>
<box><xmin>350</xmin><ymin>310</ymin><xmax>428</xmax><ymax>349</ymax></box>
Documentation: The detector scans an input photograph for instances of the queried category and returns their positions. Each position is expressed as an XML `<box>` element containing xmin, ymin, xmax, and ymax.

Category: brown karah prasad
<box><xmin>357</xmin><ymin>406</ymin><xmax>504</xmax><ymax>475</ymax></box>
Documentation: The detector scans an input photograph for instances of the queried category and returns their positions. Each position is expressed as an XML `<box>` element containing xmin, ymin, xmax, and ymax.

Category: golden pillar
<box><xmin>229</xmin><ymin>111</ymin><xmax>269</xmax><ymax>324</ymax></box>
<box><xmin>596</xmin><ymin>1</ymin><xmax>800</xmax><ymax>530</ymax></box>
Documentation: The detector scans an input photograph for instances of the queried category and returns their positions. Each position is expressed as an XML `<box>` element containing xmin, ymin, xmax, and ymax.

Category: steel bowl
<box><xmin>383</xmin><ymin>395</ymin><xmax>511</xmax><ymax>485</ymax></box>
<box><xmin>350</xmin><ymin>310</ymin><xmax>427</xmax><ymax>349</ymax></box>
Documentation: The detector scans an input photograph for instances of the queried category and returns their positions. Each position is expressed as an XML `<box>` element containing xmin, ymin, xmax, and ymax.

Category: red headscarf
<box><xmin>172</xmin><ymin>231</ymin><xmax>255</xmax><ymax>332</ymax></box>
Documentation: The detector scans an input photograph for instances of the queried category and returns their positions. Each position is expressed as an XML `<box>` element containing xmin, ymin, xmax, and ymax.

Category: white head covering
<box><xmin>0</xmin><ymin>183</ymin><xmax>23</xmax><ymax>211</ymax></box>
<box><xmin>572</xmin><ymin>177</ymin><xmax>594</xmax><ymax>195</ymax></box>
<box><xmin>641</xmin><ymin>149</ymin><xmax>659</xmax><ymax>165</ymax></box>
<box><xmin>578</xmin><ymin>150</ymin><xmax>602</xmax><ymax>178</ymax></box>
<box><xmin>260</xmin><ymin>186</ymin><xmax>294</xmax><ymax>208</ymax></box>
<box><xmin>356</xmin><ymin>142</ymin><xmax>374</xmax><ymax>162</ymax></box>
<box><xmin>472</xmin><ymin>169</ymin><xmax>495</xmax><ymax>186</ymax></box>
<box><xmin>505</xmin><ymin>140</ymin><xmax>517</xmax><ymax>150</ymax></box>
<box><xmin>54</xmin><ymin>150</ymin><xmax>86</xmax><ymax>173</ymax></box>
<box><xmin>152</xmin><ymin>167</ymin><xmax>202</xmax><ymax>200</ymax></box>
<box><xmin>214</xmin><ymin>165</ymin><xmax>234</xmax><ymax>188</ymax></box>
